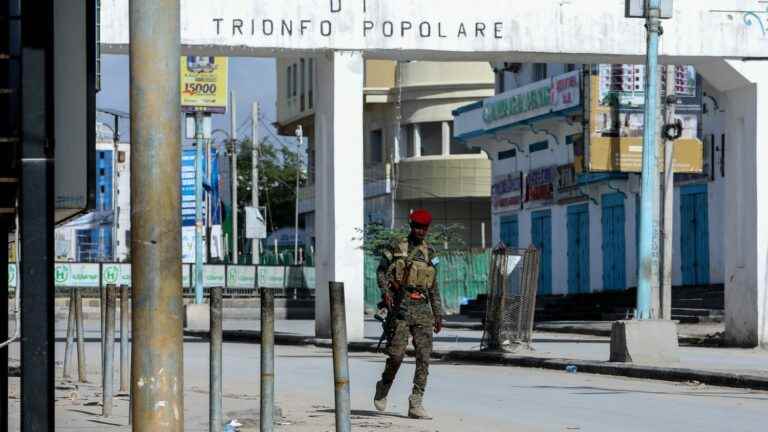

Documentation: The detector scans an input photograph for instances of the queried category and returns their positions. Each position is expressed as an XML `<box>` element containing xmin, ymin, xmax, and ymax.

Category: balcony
<box><xmin>396</xmin><ymin>154</ymin><xmax>491</xmax><ymax>201</ymax></box>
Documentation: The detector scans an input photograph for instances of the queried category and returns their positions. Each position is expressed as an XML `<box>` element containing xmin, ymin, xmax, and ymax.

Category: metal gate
<box><xmin>481</xmin><ymin>246</ymin><xmax>540</xmax><ymax>352</ymax></box>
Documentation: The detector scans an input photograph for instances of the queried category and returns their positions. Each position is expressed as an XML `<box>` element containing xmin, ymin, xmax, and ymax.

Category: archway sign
<box><xmin>102</xmin><ymin>0</ymin><xmax>768</xmax><ymax>346</ymax></box>
<box><xmin>102</xmin><ymin>0</ymin><xmax>765</xmax><ymax>61</ymax></box>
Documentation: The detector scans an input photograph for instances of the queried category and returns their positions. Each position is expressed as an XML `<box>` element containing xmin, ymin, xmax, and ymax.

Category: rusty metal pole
<box><xmin>129</xmin><ymin>0</ymin><xmax>184</xmax><ymax>429</ymax></box>
<box><xmin>120</xmin><ymin>285</ymin><xmax>130</xmax><ymax>392</ymax></box>
<box><xmin>329</xmin><ymin>282</ymin><xmax>351</xmax><ymax>432</ymax></box>
<box><xmin>103</xmin><ymin>286</ymin><xmax>116</xmax><ymax>417</ymax></box>
<box><xmin>209</xmin><ymin>286</ymin><xmax>223</xmax><ymax>432</ymax></box>
<box><xmin>75</xmin><ymin>289</ymin><xmax>87</xmax><ymax>383</ymax></box>
<box><xmin>63</xmin><ymin>288</ymin><xmax>76</xmax><ymax>380</ymax></box>
<box><xmin>260</xmin><ymin>287</ymin><xmax>275</xmax><ymax>432</ymax></box>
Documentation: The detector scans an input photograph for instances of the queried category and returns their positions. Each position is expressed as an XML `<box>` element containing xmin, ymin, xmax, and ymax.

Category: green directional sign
<box><xmin>103</xmin><ymin>264</ymin><xmax>120</xmax><ymax>285</ymax></box>
<box><xmin>55</xmin><ymin>264</ymin><xmax>70</xmax><ymax>285</ymax></box>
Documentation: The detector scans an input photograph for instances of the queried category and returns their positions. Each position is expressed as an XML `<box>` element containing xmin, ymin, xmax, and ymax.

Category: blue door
<box><xmin>680</xmin><ymin>184</ymin><xmax>710</xmax><ymax>285</ymax></box>
<box><xmin>567</xmin><ymin>204</ymin><xmax>590</xmax><ymax>294</ymax></box>
<box><xmin>500</xmin><ymin>214</ymin><xmax>519</xmax><ymax>248</ymax></box>
<box><xmin>531</xmin><ymin>210</ymin><xmax>552</xmax><ymax>295</ymax></box>
<box><xmin>602</xmin><ymin>193</ymin><xmax>627</xmax><ymax>291</ymax></box>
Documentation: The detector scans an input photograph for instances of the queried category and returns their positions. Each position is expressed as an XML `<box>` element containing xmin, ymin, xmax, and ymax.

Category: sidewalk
<box><xmin>185</xmin><ymin>319</ymin><xmax>768</xmax><ymax>390</ymax></box>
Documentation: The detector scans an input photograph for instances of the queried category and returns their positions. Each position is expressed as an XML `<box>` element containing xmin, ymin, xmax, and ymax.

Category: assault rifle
<box><xmin>375</xmin><ymin>259</ymin><xmax>414</xmax><ymax>352</ymax></box>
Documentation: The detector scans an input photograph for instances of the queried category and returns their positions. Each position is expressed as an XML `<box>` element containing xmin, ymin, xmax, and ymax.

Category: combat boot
<box><xmin>373</xmin><ymin>380</ymin><xmax>389</xmax><ymax>412</ymax></box>
<box><xmin>408</xmin><ymin>394</ymin><xmax>432</xmax><ymax>420</ymax></box>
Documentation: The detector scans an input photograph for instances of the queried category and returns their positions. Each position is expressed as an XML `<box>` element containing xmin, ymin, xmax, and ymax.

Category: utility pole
<box><xmin>635</xmin><ymin>0</ymin><xmax>664</xmax><ymax>320</ymax></box>
<box><xmin>294</xmin><ymin>125</ymin><xmax>303</xmax><ymax>264</ymax></box>
<box><xmin>130</xmin><ymin>0</ymin><xmax>184</xmax><ymax>429</ymax></box>
<box><xmin>111</xmin><ymin>114</ymin><xmax>119</xmax><ymax>262</ymax></box>
<box><xmin>230</xmin><ymin>91</ymin><xmax>238</xmax><ymax>264</ymax></box>
<box><xmin>252</xmin><ymin>102</ymin><xmax>260</xmax><ymax>265</ymax></box>
<box><xmin>660</xmin><ymin>65</ymin><xmax>677</xmax><ymax>320</ymax></box>
<box><xmin>194</xmin><ymin>111</ymin><xmax>205</xmax><ymax>304</ymax></box>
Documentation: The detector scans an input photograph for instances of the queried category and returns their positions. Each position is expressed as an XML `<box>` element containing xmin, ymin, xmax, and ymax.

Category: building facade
<box><xmin>454</xmin><ymin>63</ymin><xmax>726</xmax><ymax>296</ymax></box>
<box><xmin>55</xmin><ymin>123</ymin><xmax>132</xmax><ymax>262</ymax></box>
<box><xmin>277</xmin><ymin>58</ymin><xmax>496</xmax><ymax>248</ymax></box>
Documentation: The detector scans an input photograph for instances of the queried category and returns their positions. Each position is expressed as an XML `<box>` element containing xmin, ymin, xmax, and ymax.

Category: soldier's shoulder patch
<box><xmin>381</xmin><ymin>249</ymin><xmax>394</xmax><ymax>261</ymax></box>
<box><xmin>431</xmin><ymin>257</ymin><xmax>440</xmax><ymax>267</ymax></box>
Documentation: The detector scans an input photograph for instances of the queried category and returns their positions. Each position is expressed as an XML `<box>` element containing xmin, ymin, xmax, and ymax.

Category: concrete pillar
<box><xmin>412</xmin><ymin>123</ymin><xmax>422</xmax><ymax>158</ymax></box>
<box><xmin>314</xmin><ymin>51</ymin><xmax>365</xmax><ymax>340</ymax></box>
<box><xmin>702</xmin><ymin>60</ymin><xmax>768</xmax><ymax>347</ymax></box>
<box><xmin>441</xmin><ymin>121</ymin><xmax>451</xmax><ymax>157</ymax></box>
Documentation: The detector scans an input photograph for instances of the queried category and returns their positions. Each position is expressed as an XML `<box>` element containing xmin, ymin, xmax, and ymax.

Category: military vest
<box><xmin>388</xmin><ymin>240</ymin><xmax>437</xmax><ymax>292</ymax></box>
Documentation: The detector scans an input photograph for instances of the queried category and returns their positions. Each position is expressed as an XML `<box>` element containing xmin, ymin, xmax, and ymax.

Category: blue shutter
<box><xmin>602</xmin><ymin>193</ymin><xmax>626</xmax><ymax>291</ymax></box>
<box><xmin>567</xmin><ymin>204</ymin><xmax>590</xmax><ymax>294</ymax></box>
<box><xmin>680</xmin><ymin>184</ymin><xmax>710</xmax><ymax>286</ymax></box>
<box><xmin>500</xmin><ymin>214</ymin><xmax>519</xmax><ymax>248</ymax></box>
<box><xmin>532</xmin><ymin>210</ymin><xmax>552</xmax><ymax>295</ymax></box>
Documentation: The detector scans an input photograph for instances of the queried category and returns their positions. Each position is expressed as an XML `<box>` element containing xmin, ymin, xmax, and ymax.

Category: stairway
<box><xmin>461</xmin><ymin>285</ymin><xmax>725</xmax><ymax>323</ymax></box>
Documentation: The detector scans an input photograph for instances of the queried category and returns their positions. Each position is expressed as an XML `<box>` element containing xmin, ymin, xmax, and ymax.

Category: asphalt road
<box><xmin>5</xmin><ymin>337</ymin><xmax>768</xmax><ymax>431</ymax></box>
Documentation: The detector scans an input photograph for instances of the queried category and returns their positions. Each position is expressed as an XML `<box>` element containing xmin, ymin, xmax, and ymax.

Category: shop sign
<box><xmin>526</xmin><ymin>167</ymin><xmax>555</xmax><ymax>202</ymax></box>
<box><xmin>482</xmin><ymin>71</ymin><xmax>581</xmax><ymax>130</ymax></box>
<box><xmin>551</xmin><ymin>70</ymin><xmax>581</xmax><ymax>112</ymax></box>
<box><xmin>491</xmin><ymin>173</ymin><xmax>522</xmax><ymax>213</ymax></box>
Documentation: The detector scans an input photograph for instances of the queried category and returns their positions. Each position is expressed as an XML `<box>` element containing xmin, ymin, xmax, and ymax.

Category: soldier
<box><xmin>373</xmin><ymin>209</ymin><xmax>443</xmax><ymax>419</ymax></box>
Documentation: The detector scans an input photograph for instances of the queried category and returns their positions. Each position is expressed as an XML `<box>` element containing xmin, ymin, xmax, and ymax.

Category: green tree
<box><xmin>357</xmin><ymin>222</ymin><xmax>467</xmax><ymax>256</ymax></box>
<box><xmin>236</xmin><ymin>138</ymin><xmax>306</xmax><ymax>234</ymax></box>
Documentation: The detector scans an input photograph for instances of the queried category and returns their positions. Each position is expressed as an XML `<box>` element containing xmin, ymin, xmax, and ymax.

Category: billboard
<box><xmin>180</xmin><ymin>56</ymin><xmax>229</xmax><ymax>113</ymax></box>
<box><xmin>491</xmin><ymin>173</ymin><xmax>522</xmax><ymax>214</ymax></box>
<box><xmin>586</xmin><ymin>65</ymin><xmax>703</xmax><ymax>173</ymax></box>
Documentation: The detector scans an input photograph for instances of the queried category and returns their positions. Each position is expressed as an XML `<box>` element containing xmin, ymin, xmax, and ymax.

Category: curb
<box><xmin>184</xmin><ymin>329</ymin><xmax>768</xmax><ymax>391</ymax></box>
<box><xmin>440</xmin><ymin>350</ymin><xmax>768</xmax><ymax>391</ymax></box>
<box><xmin>443</xmin><ymin>322</ymin><xmax>714</xmax><ymax>345</ymax></box>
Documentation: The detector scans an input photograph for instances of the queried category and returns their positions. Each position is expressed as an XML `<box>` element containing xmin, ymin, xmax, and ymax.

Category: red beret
<box><xmin>409</xmin><ymin>209</ymin><xmax>432</xmax><ymax>226</ymax></box>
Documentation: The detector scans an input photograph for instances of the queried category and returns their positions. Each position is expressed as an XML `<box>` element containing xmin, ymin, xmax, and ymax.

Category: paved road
<box><xmin>5</xmin><ymin>336</ymin><xmax>768</xmax><ymax>431</ymax></box>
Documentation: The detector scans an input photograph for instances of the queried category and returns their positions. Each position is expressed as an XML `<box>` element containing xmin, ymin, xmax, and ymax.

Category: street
<box><xmin>5</xmin><ymin>334</ymin><xmax>768</xmax><ymax>431</ymax></box>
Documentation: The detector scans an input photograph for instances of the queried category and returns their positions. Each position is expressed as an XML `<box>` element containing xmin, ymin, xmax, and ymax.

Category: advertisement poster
<box><xmin>180</xmin><ymin>56</ymin><xmax>229</xmax><ymax>113</ymax></box>
<box><xmin>525</xmin><ymin>167</ymin><xmax>555</xmax><ymax>203</ymax></box>
<box><xmin>491</xmin><ymin>173</ymin><xmax>522</xmax><ymax>214</ymax></box>
<box><xmin>587</xmin><ymin>64</ymin><xmax>703</xmax><ymax>173</ymax></box>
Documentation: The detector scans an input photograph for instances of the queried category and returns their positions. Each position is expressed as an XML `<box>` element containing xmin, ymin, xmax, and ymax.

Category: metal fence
<box><xmin>364</xmin><ymin>250</ymin><xmax>491</xmax><ymax>315</ymax></box>
<box><xmin>5</xmin><ymin>262</ymin><xmax>315</xmax><ymax>298</ymax></box>
<box><xmin>481</xmin><ymin>247</ymin><xmax>540</xmax><ymax>352</ymax></box>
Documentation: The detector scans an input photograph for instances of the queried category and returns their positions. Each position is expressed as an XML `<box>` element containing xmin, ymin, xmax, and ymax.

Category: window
<box><xmin>529</xmin><ymin>140</ymin><xmax>549</xmax><ymax>153</ymax></box>
<box><xmin>419</xmin><ymin>122</ymin><xmax>442</xmax><ymax>156</ymax></box>
<box><xmin>449</xmin><ymin>123</ymin><xmax>481</xmax><ymax>155</ymax></box>
<box><xmin>292</xmin><ymin>64</ymin><xmax>298</xmax><ymax>98</ymax></box>
<box><xmin>498</xmin><ymin>149</ymin><xmax>517</xmax><ymax>160</ymax></box>
<box><xmin>99</xmin><ymin>152</ymin><xmax>105</xmax><ymax>159</ymax></box>
<box><xmin>286</xmin><ymin>66</ymin><xmax>292</xmax><ymax>104</ymax></box>
<box><xmin>100</xmin><ymin>168</ymin><xmax>105</xmax><ymax>176</ymax></box>
<box><xmin>308</xmin><ymin>58</ymin><xmax>314</xmax><ymax>110</ymax></box>
<box><xmin>369</xmin><ymin>129</ymin><xmax>383</xmax><ymax>164</ymax></box>
<box><xmin>300</xmin><ymin>59</ymin><xmax>306</xmax><ymax>112</ymax></box>
<box><xmin>533</xmin><ymin>63</ymin><xmax>548</xmax><ymax>81</ymax></box>
<box><xmin>565</xmin><ymin>64</ymin><xmax>577</xmax><ymax>72</ymax></box>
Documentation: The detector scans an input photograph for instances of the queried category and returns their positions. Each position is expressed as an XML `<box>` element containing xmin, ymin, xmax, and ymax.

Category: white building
<box><xmin>55</xmin><ymin>123</ymin><xmax>131</xmax><ymax>262</ymax></box>
<box><xmin>277</xmin><ymin>59</ymin><xmax>496</xmax><ymax>248</ymax></box>
<box><xmin>454</xmin><ymin>63</ymin><xmax>727</xmax><ymax>299</ymax></box>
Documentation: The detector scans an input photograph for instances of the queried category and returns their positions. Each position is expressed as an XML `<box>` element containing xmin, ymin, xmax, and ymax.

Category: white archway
<box><xmin>103</xmin><ymin>0</ymin><xmax>768</xmax><ymax>345</ymax></box>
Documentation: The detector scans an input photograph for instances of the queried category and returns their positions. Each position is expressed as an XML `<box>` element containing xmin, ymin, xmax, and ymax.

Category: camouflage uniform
<box><xmin>376</xmin><ymin>236</ymin><xmax>442</xmax><ymax>402</ymax></box>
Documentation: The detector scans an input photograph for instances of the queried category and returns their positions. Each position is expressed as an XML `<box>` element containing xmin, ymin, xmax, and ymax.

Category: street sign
<box><xmin>180</xmin><ymin>56</ymin><xmax>229</xmax><ymax>113</ymax></box>
<box><xmin>625</xmin><ymin>0</ymin><xmax>673</xmax><ymax>19</ymax></box>
<box><xmin>245</xmin><ymin>206</ymin><xmax>267</xmax><ymax>239</ymax></box>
